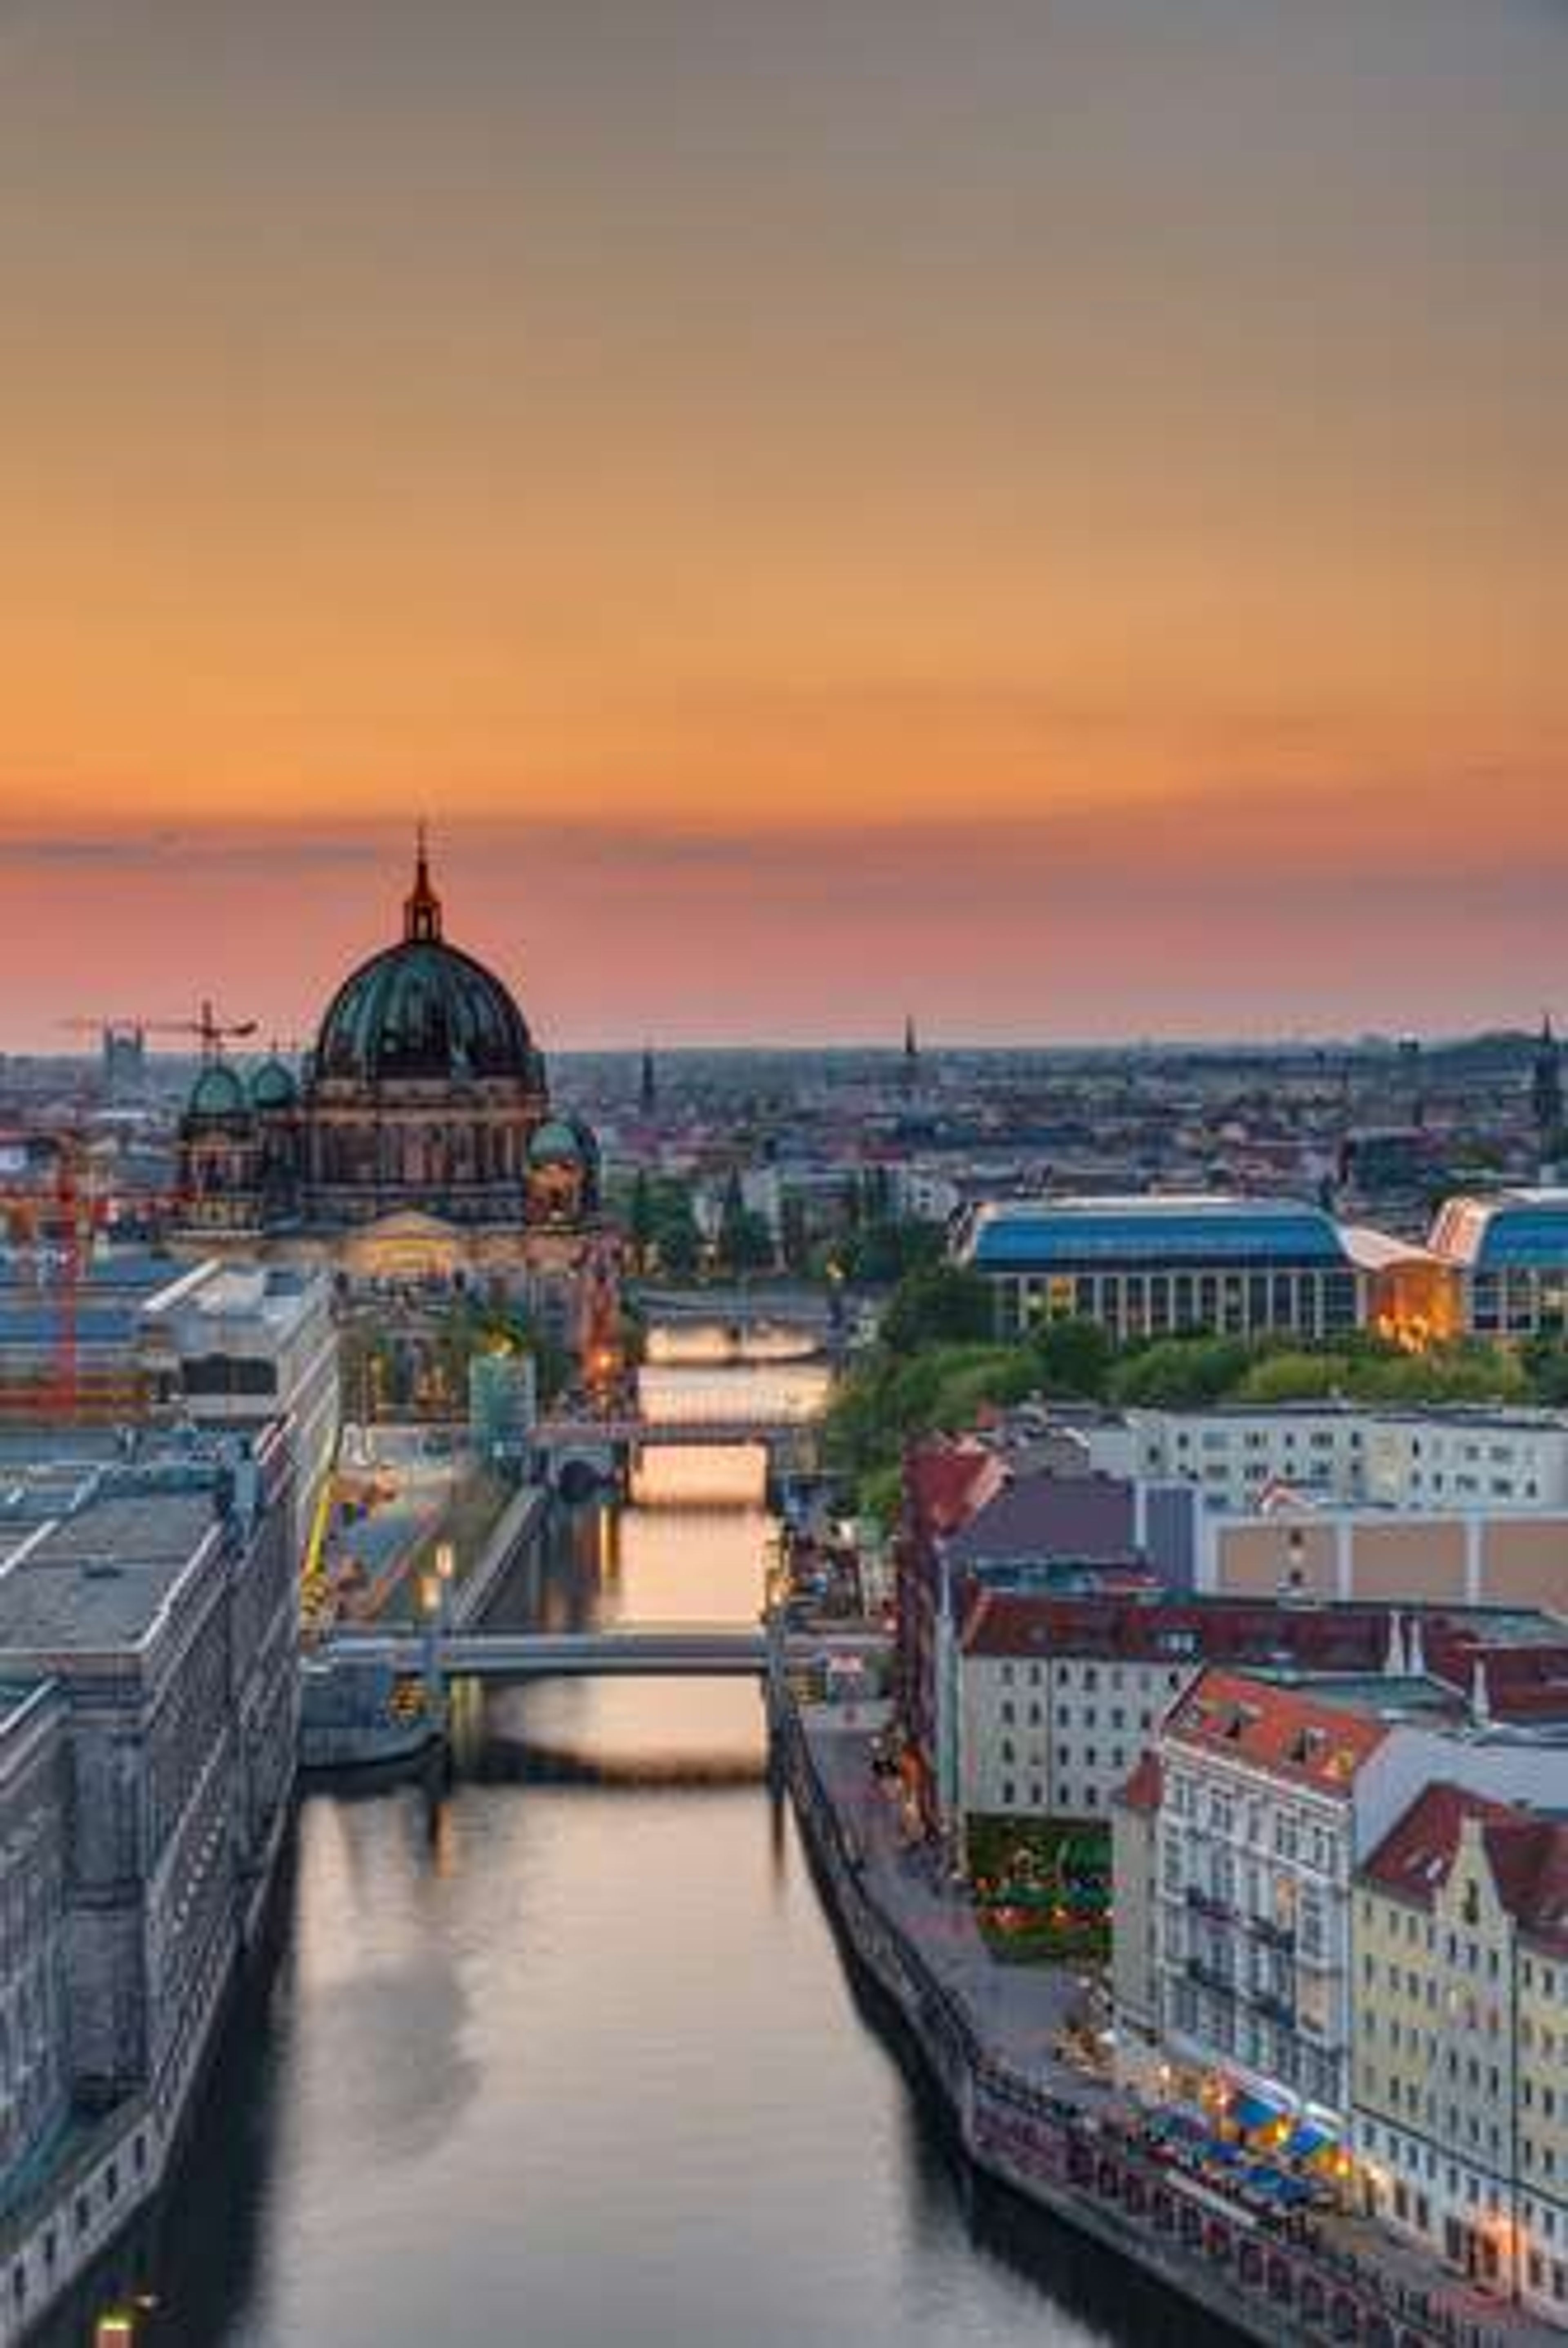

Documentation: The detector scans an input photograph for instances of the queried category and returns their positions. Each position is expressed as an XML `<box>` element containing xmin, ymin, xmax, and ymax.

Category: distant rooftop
<box><xmin>960</xmin><ymin>1194</ymin><xmax>1356</xmax><ymax>1270</ymax></box>
<box><xmin>1430</xmin><ymin>1189</ymin><xmax>1568</xmax><ymax>1272</ymax></box>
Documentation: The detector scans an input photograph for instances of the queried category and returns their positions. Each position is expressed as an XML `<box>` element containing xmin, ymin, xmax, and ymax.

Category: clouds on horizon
<box><xmin>1</xmin><ymin>795</ymin><xmax>1564</xmax><ymax>1050</ymax></box>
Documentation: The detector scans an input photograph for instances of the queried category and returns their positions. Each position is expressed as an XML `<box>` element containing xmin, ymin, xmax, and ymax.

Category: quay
<box><xmin>779</xmin><ymin>1701</ymin><xmax>1553</xmax><ymax>2348</ymax></box>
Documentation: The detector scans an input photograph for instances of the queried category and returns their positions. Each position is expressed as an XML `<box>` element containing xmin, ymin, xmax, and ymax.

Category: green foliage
<box><xmin>1107</xmin><ymin>1336</ymin><xmax>1256</xmax><ymax>1408</ymax></box>
<box><xmin>630</xmin><ymin>1174</ymin><xmax>702</xmax><ymax>1276</ymax></box>
<box><xmin>1030</xmin><ymin>1315</ymin><xmax>1113</xmax><ymax>1398</ymax></box>
<box><xmin>880</xmin><ymin>1262</ymin><xmax>994</xmax><ymax>1354</ymax></box>
<box><xmin>833</xmin><ymin>1215</ymin><xmax>944</xmax><ymax>1287</ymax></box>
<box><xmin>716</xmin><ymin>1170</ymin><xmax>776</xmax><ymax>1273</ymax></box>
<box><xmin>1523</xmin><ymin>1339</ymin><xmax>1568</xmax><ymax>1407</ymax></box>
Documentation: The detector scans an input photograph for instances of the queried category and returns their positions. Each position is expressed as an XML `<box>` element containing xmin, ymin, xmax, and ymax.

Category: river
<box><xmin>47</xmin><ymin>1363</ymin><xmax>1211</xmax><ymax>2348</ymax></box>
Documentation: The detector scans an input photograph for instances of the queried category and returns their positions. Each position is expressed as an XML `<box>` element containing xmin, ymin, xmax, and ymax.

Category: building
<box><xmin>0</xmin><ymin>1681</ymin><xmax>70</xmax><ymax>2192</ymax></box>
<box><xmin>954</xmin><ymin>1194</ymin><xmax>1370</xmax><ymax>1346</ymax></box>
<box><xmin>0</xmin><ymin>1426</ymin><xmax>296</xmax><ymax>2332</ymax></box>
<box><xmin>1352</xmin><ymin>1784</ymin><xmax>1568</xmax><ymax>2319</ymax></box>
<box><xmin>137</xmin><ymin>1259</ymin><xmax>339</xmax><ymax>1562</ymax></box>
<box><xmin>895</xmin><ymin>1437</ymin><xmax>1180</xmax><ymax>1836</ymax></box>
<box><xmin>0</xmin><ymin>1247</ymin><xmax>191</xmax><ymax>1424</ymax></box>
<box><xmin>1198</xmin><ymin>1493</ymin><xmax>1568</xmax><ymax>1615</ymax></box>
<box><xmin>1141</xmin><ymin>1663</ymin><xmax>1568</xmax><ymax>2150</ymax></box>
<box><xmin>950</xmin><ymin>1588</ymin><xmax>1568</xmax><ymax>1844</ymax></box>
<box><xmin>1110</xmin><ymin>1752</ymin><xmax>1164</xmax><ymax>2092</ymax></box>
<box><xmin>175</xmin><ymin>835</ymin><xmax>601</xmax><ymax>1289</ymax></box>
<box><xmin>1152</xmin><ymin>1669</ymin><xmax>1457</xmax><ymax>2134</ymax></box>
<box><xmin>1115</xmin><ymin>1401</ymin><xmax>1568</xmax><ymax>1517</ymax></box>
<box><xmin>1429</xmin><ymin>1189</ymin><xmax>1568</xmax><ymax>1340</ymax></box>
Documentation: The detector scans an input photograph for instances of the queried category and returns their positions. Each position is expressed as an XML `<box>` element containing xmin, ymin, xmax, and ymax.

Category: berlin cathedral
<box><xmin>175</xmin><ymin>836</ymin><xmax>602</xmax><ymax>1290</ymax></box>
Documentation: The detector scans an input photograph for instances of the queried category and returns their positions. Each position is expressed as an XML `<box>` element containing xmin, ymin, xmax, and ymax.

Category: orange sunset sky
<box><xmin>1</xmin><ymin>0</ymin><xmax>1564</xmax><ymax>1048</ymax></box>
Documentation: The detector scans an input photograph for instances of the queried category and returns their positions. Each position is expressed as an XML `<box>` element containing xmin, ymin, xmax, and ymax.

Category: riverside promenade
<box><xmin>784</xmin><ymin>1705</ymin><xmax>1557</xmax><ymax>2348</ymax></box>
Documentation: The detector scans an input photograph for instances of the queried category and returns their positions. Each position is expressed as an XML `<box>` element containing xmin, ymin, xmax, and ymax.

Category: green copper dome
<box><xmin>315</xmin><ymin>844</ymin><xmax>535</xmax><ymax>1085</ymax></box>
<box><xmin>250</xmin><ymin>1056</ymin><xmax>299</xmax><ymax>1111</ymax></box>
<box><xmin>187</xmin><ymin>1061</ymin><xmax>250</xmax><ymax>1121</ymax></box>
<box><xmin>528</xmin><ymin>1117</ymin><xmax>585</xmax><ymax>1164</ymax></box>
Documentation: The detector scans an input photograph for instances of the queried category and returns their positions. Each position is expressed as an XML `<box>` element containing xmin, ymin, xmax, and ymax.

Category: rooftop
<box><xmin>0</xmin><ymin>1488</ymin><xmax>218</xmax><ymax>1655</ymax></box>
<box><xmin>960</xmin><ymin>1193</ymin><xmax>1357</xmax><ymax>1271</ymax></box>
<box><xmin>1430</xmin><ymin>1189</ymin><xmax>1568</xmax><ymax>1272</ymax></box>
<box><xmin>947</xmin><ymin>1472</ymin><xmax>1140</xmax><ymax>1572</ymax></box>
<box><xmin>1361</xmin><ymin>1782</ymin><xmax>1568</xmax><ymax>1953</ymax></box>
<box><xmin>1166</xmin><ymin>1667</ymin><xmax>1393</xmax><ymax>1791</ymax></box>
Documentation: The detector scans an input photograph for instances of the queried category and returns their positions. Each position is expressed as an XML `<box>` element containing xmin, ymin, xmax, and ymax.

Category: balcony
<box><xmin>1185</xmin><ymin>1885</ymin><xmax>1235</xmax><ymax>1924</ymax></box>
<box><xmin>1251</xmin><ymin>1989</ymin><xmax>1296</xmax><ymax>2028</ymax></box>
<box><xmin>1248</xmin><ymin>1913</ymin><xmax>1296</xmax><ymax>1953</ymax></box>
<box><xmin>1185</xmin><ymin>1956</ymin><xmax>1237</xmax><ymax>1997</ymax></box>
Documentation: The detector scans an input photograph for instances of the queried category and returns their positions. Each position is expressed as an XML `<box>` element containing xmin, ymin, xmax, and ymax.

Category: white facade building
<box><xmin>1110</xmin><ymin>1404</ymin><xmax>1568</xmax><ymax>1518</ymax></box>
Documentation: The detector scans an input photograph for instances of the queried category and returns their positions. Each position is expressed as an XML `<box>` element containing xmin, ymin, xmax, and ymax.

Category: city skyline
<box><xmin>2</xmin><ymin>0</ymin><xmax>1564</xmax><ymax>1046</ymax></box>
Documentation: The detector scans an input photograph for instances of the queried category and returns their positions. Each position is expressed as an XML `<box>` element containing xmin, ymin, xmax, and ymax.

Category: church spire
<box><xmin>404</xmin><ymin>819</ymin><xmax>443</xmax><ymax>943</ymax></box>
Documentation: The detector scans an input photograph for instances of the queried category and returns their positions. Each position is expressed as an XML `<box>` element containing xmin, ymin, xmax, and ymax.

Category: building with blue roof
<box><xmin>954</xmin><ymin>1194</ymin><xmax>1368</xmax><ymax>1345</ymax></box>
<box><xmin>1429</xmin><ymin>1188</ymin><xmax>1568</xmax><ymax>1338</ymax></box>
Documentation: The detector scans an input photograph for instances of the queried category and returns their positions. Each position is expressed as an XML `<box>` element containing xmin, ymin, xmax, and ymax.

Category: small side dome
<box><xmin>528</xmin><ymin>1117</ymin><xmax>585</xmax><ymax>1166</ymax></box>
<box><xmin>187</xmin><ymin>1062</ymin><xmax>251</xmax><ymax>1121</ymax></box>
<box><xmin>250</xmin><ymin>1056</ymin><xmax>299</xmax><ymax>1112</ymax></box>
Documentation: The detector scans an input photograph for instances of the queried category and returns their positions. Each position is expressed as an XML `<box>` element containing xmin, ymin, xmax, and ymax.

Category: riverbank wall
<box><xmin>779</xmin><ymin>1706</ymin><xmax>1465</xmax><ymax>2348</ymax></box>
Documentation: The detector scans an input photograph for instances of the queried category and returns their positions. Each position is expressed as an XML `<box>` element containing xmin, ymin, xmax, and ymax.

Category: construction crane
<box><xmin>0</xmin><ymin>1133</ymin><xmax>110</xmax><ymax>1420</ymax></box>
<box><xmin>62</xmin><ymin>1001</ymin><xmax>259</xmax><ymax>1060</ymax></box>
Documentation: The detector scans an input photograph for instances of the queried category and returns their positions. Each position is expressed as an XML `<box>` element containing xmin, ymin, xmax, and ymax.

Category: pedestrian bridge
<box><xmin>326</xmin><ymin>1624</ymin><xmax>886</xmax><ymax>1681</ymax></box>
<box><xmin>530</xmin><ymin>1411</ymin><xmax>822</xmax><ymax>1496</ymax></box>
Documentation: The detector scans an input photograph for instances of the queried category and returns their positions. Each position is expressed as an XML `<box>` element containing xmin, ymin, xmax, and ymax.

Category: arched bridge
<box><xmin>531</xmin><ymin>1411</ymin><xmax>822</xmax><ymax>1494</ymax></box>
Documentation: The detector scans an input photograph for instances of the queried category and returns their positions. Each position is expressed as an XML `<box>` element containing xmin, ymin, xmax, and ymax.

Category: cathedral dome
<box><xmin>187</xmin><ymin>1061</ymin><xmax>250</xmax><ymax>1122</ymax></box>
<box><xmin>528</xmin><ymin>1117</ymin><xmax>587</xmax><ymax>1164</ymax></box>
<box><xmin>314</xmin><ymin>840</ymin><xmax>536</xmax><ymax>1085</ymax></box>
<box><xmin>250</xmin><ymin>1056</ymin><xmax>299</xmax><ymax>1111</ymax></box>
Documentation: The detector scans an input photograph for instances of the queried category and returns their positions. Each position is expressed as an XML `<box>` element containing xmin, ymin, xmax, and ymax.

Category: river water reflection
<box><xmin>51</xmin><ymin>1483</ymin><xmax>1211</xmax><ymax>2348</ymax></box>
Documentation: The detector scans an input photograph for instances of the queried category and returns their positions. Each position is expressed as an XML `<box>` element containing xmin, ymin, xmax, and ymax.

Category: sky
<box><xmin>0</xmin><ymin>0</ymin><xmax>1564</xmax><ymax>1048</ymax></box>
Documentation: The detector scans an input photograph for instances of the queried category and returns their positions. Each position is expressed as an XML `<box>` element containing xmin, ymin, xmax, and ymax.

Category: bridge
<box><xmin>530</xmin><ymin>1410</ymin><xmax>822</xmax><ymax>1494</ymax></box>
<box><xmin>326</xmin><ymin>1623</ymin><xmax>887</xmax><ymax>1681</ymax></box>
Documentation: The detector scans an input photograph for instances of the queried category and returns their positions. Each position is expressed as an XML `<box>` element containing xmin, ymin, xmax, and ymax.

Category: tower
<box><xmin>639</xmin><ymin>1041</ymin><xmax>657</xmax><ymax>1118</ymax></box>
<box><xmin>901</xmin><ymin>1013</ymin><xmax>920</xmax><ymax>1099</ymax></box>
<box><xmin>1532</xmin><ymin>1015</ymin><xmax>1563</xmax><ymax>1151</ymax></box>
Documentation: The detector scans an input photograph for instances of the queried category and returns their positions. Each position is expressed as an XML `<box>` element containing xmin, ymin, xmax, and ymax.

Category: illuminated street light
<box><xmin>435</xmin><ymin>1540</ymin><xmax>455</xmax><ymax>1584</ymax></box>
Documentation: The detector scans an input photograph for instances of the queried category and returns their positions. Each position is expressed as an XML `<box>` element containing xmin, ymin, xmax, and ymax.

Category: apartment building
<box><xmin>1354</xmin><ymin>1784</ymin><xmax>1568</xmax><ymax>2326</ymax></box>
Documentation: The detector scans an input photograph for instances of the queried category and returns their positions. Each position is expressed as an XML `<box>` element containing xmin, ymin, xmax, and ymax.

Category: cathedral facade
<box><xmin>176</xmin><ymin>840</ymin><xmax>600</xmax><ymax>1286</ymax></box>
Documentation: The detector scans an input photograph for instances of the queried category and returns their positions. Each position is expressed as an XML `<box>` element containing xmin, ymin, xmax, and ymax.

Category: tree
<box><xmin>1031</xmin><ymin>1315</ymin><xmax>1113</xmax><ymax>1399</ymax></box>
<box><xmin>717</xmin><ymin>1170</ymin><xmax>775</xmax><ymax>1273</ymax></box>
<box><xmin>1107</xmin><ymin>1336</ymin><xmax>1254</xmax><ymax>1409</ymax></box>
<box><xmin>880</xmin><ymin>1263</ymin><xmax>994</xmax><ymax>1355</ymax></box>
<box><xmin>837</xmin><ymin>1215</ymin><xmax>943</xmax><ymax>1287</ymax></box>
<box><xmin>628</xmin><ymin>1167</ymin><xmax>657</xmax><ymax>1272</ymax></box>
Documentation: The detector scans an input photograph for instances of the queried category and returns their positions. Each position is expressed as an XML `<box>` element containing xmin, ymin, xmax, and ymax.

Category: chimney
<box><xmin>1407</xmin><ymin>1613</ymin><xmax>1426</xmax><ymax>1679</ymax></box>
<box><xmin>1384</xmin><ymin>1610</ymin><xmax>1407</xmax><ymax>1679</ymax></box>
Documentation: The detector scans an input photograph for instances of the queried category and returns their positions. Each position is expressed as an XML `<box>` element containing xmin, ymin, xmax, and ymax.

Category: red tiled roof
<box><xmin>1423</xmin><ymin>1626</ymin><xmax>1568</xmax><ymax>1725</ymax></box>
<box><xmin>1165</xmin><ymin>1667</ymin><xmax>1390</xmax><ymax>1792</ymax></box>
<box><xmin>1116</xmin><ymin>1751</ymin><xmax>1163</xmax><ymax>1813</ymax></box>
<box><xmin>961</xmin><ymin>1589</ymin><xmax>1403</xmax><ymax>1672</ymax></box>
<box><xmin>1361</xmin><ymin>1782</ymin><xmax>1568</xmax><ymax>1953</ymax></box>
<box><xmin>903</xmin><ymin>1440</ymin><xmax>1002</xmax><ymax>1541</ymax></box>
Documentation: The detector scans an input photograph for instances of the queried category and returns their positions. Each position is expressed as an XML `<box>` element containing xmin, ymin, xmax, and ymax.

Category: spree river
<box><xmin>51</xmin><ymin>1445</ymin><xmax>1207</xmax><ymax>2348</ymax></box>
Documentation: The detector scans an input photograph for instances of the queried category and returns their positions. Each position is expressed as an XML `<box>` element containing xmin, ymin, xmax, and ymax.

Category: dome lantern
<box><xmin>404</xmin><ymin>819</ymin><xmax>443</xmax><ymax>944</ymax></box>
